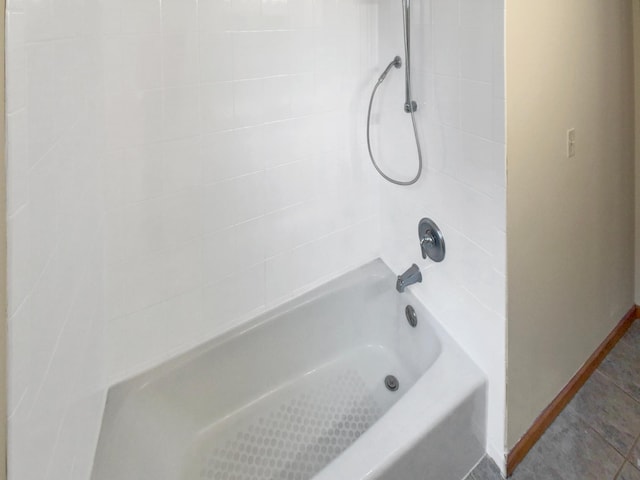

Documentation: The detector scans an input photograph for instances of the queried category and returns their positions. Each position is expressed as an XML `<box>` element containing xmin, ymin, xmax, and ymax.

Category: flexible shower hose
<box><xmin>366</xmin><ymin>57</ymin><xmax>423</xmax><ymax>186</ymax></box>
<box><xmin>366</xmin><ymin>0</ymin><xmax>423</xmax><ymax>186</ymax></box>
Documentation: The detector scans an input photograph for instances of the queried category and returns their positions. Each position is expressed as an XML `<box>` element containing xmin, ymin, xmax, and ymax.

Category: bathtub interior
<box><xmin>91</xmin><ymin>260</ymin><xmax>464</xmax><ymax>480</ymax></box>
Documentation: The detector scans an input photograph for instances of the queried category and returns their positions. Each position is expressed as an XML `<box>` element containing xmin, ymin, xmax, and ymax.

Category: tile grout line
<box><xmin>612</xmin><ymin>461</ymin><xmax>625</xmax><ymax>480</ymax></box>
<box><xmin>576</xmin><ymin>416</ymin><xmax>629</xmax><ymax>463</ymax></box>
<box><xmin>575</xmin><ymin>391</ymin><xmax>640</xmax><ymax>462</ymax></box>
<box><xmin>592</xmin><ymin>322</ymin><xmax>640</xmax><ymax>478</ymax></box>
<box><xmin>629</xmin><ymin>433</ymin><xmax>640</xmax><ymax>463</ymax></box>
<box><xmin>579</xmin><ymin>419</ymin><xmax>627</xmax><ymax>480</ymax></box>
<box><xmin>600</xmin><ymin>372</ymin><xmax>640</xmax><ymax>458</ymax></box>
<box><xmin>593</xmin><ymin>367</ymin><xmax>640</xmax><ymax>421</ymax></box>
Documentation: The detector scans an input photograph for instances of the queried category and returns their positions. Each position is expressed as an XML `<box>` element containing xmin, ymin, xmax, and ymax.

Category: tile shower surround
<box><xmin>6</xmin><ymin>0</ymin><xmax>507</xmax><ymax>478</ymax></box>
<box><xmin>102</xmin><ymin>0</ymin><xmax>381</xmax><ymax>381</ymax></box>
<box><xmin>6</xmin><ymin>0</ymin><xmax>107</xmax><ymax>478</ymax></box>
<box><xmin>377</xmin><ymin>0</ymin><xmax>506</xmax><ymax>465</ymax></box>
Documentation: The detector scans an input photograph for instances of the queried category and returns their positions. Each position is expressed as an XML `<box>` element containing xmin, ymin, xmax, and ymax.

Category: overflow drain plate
<box><xmin>405</xmin><ymin>305</ymin><xmax>418</xmax><ymax>327</ymax></box>
<box><xmin>384</xmin><ymin>375</ymin><xmax>399</xmax><ymax>392</ymax></box>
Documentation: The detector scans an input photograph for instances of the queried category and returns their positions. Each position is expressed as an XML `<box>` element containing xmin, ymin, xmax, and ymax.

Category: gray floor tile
<box><xmin>622</xmin><ymin>320</ymin><xmax>640</xmax><ymax>346</ymax></box>
<box><xmin>468</xmin><ymin>456</ymin><xmax>503</xmax><ymax>480</ymax></box>
<box><xmin>618</xmin><ymin>462</ymin><xmax>640</xmax><ymax>480</ymax></box>
<box><xmin>599</xmin><ymin>339</ymin><xmax>640</xmax><ymax>402</ymax></box>
<box><xmin>466</xmin><ymin>321</ymin><xmax>640</xmax><ymax>480</ymax></box>
<box><xmin>629</xmin><ymin>438</ymin><xmax>640</xmax><ymax>469</ymax></box>
<box><xmin>566</xmin><ymin>369</ymin><xmax>640</xmax><ymax>454</ymax></box>
<box><xmin>512</xmin><ymin>407</ymin><xmax>624</xmax><ymax>480</ymax></box>
<box><xmin>510</xmin><ymin>463</ymin><xmax>559</xmax><ymax>480</ymax></box>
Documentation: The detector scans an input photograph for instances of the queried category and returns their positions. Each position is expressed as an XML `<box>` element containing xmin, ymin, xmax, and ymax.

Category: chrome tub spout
<box><xmin>396</xmin><ymin>264</ymin><xmax>422</xmax><ymax>293</ymax></box>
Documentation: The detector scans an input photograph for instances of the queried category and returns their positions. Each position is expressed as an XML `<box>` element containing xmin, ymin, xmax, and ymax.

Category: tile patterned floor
<box><xmin>465</xmin><ymin>319</ymin><xmax>640</xmax><ymax>480</ymax></box>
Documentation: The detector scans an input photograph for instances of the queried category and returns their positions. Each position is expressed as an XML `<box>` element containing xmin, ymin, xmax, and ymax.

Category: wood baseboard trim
<box><xmin>506</xmin><ymin>305</ymin><xmax>638</xmax><ymax>477</ymax></box>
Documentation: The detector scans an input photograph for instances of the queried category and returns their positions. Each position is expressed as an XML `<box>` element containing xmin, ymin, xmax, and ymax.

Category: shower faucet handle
<box><xmin>421</xmin><ymin>231</ymin><xmax>435</xmax><ymax>247</ymax></box>
<box><xmin>418</xmin><ymin>218</ymin><xmax>445</xmax><ymax>262</ymax></box>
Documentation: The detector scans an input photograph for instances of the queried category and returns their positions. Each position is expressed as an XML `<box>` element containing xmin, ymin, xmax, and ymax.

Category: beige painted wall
<box><xmin>1</xmin><ymin>0</ymin><xmax>7</xmax><ymax>476</ymax></box>
<box><xmin>506</xmin><ymin>0</ymin><xmax>635</xmax><ymax>448</ymax></box>
<box><xmin>635</xmin><ymin>0</ymin><xmax>640</xmax><ymax>305</ymax></box>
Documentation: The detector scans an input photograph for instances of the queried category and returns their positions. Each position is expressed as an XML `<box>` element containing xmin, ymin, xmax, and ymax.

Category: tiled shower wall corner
<box><xmin>6</xmin><ymin>0</ymin><xmax>108</xmax><ymax>478</ymax></box>
<box><xmin>101</xmin><ymin>0</ymin><xmax>380</xmax><ymax>383</ymax></box>
<box><xmin>6</xmin><ymin>0</ymin><xmax>508</xmax><ymax>477</ymax></box>
<box><xmin>376</xmin><ymin>0</ymin><xmax>506</xmax><ymax>467</ymax></box>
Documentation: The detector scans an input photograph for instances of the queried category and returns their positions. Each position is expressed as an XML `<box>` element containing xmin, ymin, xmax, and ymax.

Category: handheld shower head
<box><xmin>378</xmin><ymin>56</ymin><xmax>402</xmax><ymax>83</ymax></box>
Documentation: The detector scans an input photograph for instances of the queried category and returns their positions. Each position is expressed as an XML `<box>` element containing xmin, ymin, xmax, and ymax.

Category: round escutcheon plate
<box><xmin>418</xmin><ymin>217</ymin><xmax>446</xmax><ymax>262</ymax></box>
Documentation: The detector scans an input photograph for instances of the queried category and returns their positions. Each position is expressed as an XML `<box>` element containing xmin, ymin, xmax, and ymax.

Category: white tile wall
<box><xmin>376</xmin><ymin>0</ymin><xmax>507</xmax><ymax>469</ymax></box>
<box><xmin>102</xmin><ymin>0</ymin><xmax>380</xmax><ymax>385</ymax></box>
<box><xmin>6</xmin><ymin>1</ymin><xmax>108</xmax><ymax>478</ymax></box>
<box><xmin>7</xmin><ymin>0</ymin><xmax>506</xmax><ymax>477</ymax></box>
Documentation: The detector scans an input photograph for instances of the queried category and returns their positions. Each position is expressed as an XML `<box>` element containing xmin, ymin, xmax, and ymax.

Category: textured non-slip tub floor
<box><xmin>189</xmin><ymin>369</ymin><xmax>382</xmax><ymax>480</ymax></box>
<box><xmin>465</xmin><ymin>319</ymin><xmax>640</xmax><ymax>480</ymax></box>
<box><xmin>180</xmin><ymin>344</ymin><xmax>410</xmax><ymax>480</ymax></box>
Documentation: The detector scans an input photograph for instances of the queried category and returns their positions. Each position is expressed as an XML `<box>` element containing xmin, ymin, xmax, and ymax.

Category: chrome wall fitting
<box><xmin>405</xmin><ymin>305</ymin><xmax>418</xmax><ymax>327</ymax></box>
<box><xmin>396</xmin><ymin>264</ymin><xmax>422</xmax><ymax>293</ymax></box>
<box><xmin>419</xmin><ymin>218</ymin><xmax>445</xmax><ymax>262</ymax></box>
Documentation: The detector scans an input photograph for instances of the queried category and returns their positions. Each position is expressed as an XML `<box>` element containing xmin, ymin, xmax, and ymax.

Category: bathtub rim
<box><xmin>104</xmin><ymin>258</ymin><xmax>439</xmax><ymax>409</ymax></box>
<box><xmin>94</xmin><ymin>257</ymin><xmax>487</xmax><ymax>480</ymax></box>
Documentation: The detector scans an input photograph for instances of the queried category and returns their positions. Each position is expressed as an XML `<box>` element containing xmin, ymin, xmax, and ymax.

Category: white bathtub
<box><xmin>91</xmin><ymin>259</ymin><xmax>486</xmax><ymax>480</ymax></box>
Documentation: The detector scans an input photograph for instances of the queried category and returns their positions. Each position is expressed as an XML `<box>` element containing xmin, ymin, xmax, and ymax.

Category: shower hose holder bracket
<box><xmin>404</xmin><ymin>101</ymin><xmax>418</xmax><ymax>113</ymax></box>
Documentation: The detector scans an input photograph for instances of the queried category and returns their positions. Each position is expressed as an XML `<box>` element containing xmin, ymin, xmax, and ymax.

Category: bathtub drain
<box><xmin>384</xmin><ymin>375</ymin><xmax>399</xmax><ymax>392</ymax></box>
